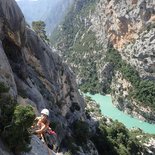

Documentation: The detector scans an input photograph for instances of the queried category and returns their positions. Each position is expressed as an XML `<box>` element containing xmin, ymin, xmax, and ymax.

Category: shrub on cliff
<box><xmin>0</xmin><ymin>83</ymin><xmax>16</xmax><ymax>127</ymax></box>
<box><xmin>32</xmin><ymin>20</ymin><xmax>50</xmax><ymax>43</ymax></box>
<box><xmin>0</xmin><ymin>82</ymin><xmax>9</xmax><ymax>93</ymax></box>
<box><xmin>4</xmin><ymin>105</ymin><xmax>35</xmax><ymax>152</ymax></box>
<box><xmin>2</xmin><ymin>104</ymin><xmax>35</xmax><ymax>152</ymax></box>
<box><xmin>0</xmin><ymin>82</ymin><xmax>35</xmax><ymax>153</ymax></box>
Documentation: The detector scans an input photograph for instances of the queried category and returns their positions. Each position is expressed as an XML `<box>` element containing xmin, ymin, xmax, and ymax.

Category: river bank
<box><xmin>85</xmin><ymin>93</ymin><xmax>155</xmax><ymax>134</ymax></box>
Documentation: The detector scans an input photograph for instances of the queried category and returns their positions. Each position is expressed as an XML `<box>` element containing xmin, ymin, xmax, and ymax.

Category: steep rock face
<box><xmin>91</xmin><ymin>0</ymin><xmax>155</xmax><ymax>122</ymax></box>
<box><xmin>0</xmin><ymin>42</ymin><xmax>17</xmax><ymax>97</ymax></box>
<box><xmin>111</xmin><ymin>71</ymin><xmax>155</xmax><ymax>123</ymax></box>
<box><xmin>20</xmin><ymin>136</ymin><xmax>57</xmax><ymax>155</ymax></box>
<box><xmin>54</xmin><ymin>0</ymin><xmax>155</xmax><ymax>122</ymax></box>
<box><xmin>0</xmin><ymin>0</ymin><xmax>25</xmax><ymax>97</ymax></box>
<box><xmin>0</xmin><ymin>0</ymin><xmax>85</xmax><ymax>154</ymax></box>
<box><xmin>91</xmin><ymin>0</ymin><xmax>155</xmax><ymax>80</ymax></box>
<box><xmin>92</xmin><ymin>0</ymin><xmax>155</xmax><ymax>47</ymax></box>
<box><xmin>123</xmin><ymin>28</ymin><xmax>155</xmax><ymax>79</ymax></box>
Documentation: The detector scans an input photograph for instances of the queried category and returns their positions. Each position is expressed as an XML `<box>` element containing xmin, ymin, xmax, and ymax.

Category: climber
<box><xmin>32</xmin><ymin>108</ymin><xmax>58</xmax><ymax>151</ymax></box>
<box><xmin>32</xmin><ymin>108</ymin><xmax>50</xmax><ymax>141</ymax></box>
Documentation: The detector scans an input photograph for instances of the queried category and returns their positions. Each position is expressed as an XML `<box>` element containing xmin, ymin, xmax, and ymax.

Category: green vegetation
<box><xmin>79</xmin><ymin>61</ymin><xmax>102</xmax><ymax>94</ymax></box>
<box><xmin>0</xmin><ymin>82</ymin><xmax>9</xmax><ymax>93</ymax></box>
<box><xmin>0</xmin><ymin>82</ymin><xmax>35</xmax><ymax>153</ymax></box>
<box><xmin>131</xmin><ymin>128</ymin><xmax>155</xmax><ymax>143</ymax></box>
<box><xmin>63</xmin><ymin>90</ymin><xmax>153</xmax><ymax>155</ymax></box>
<box><xmin>32</xmin><ymin>20</ymin><xmax>50</xmax><ymax>44</ymax></box>
<box><xmin>64</xmin><ymin>151</ymin><xmax>72</xmax><ymax>155</ymax></box>
<box><xmin>91</xmin><ymin>119</ymin><xmax>142</xmax><ymax>155</ymax></box>
<box><xmin>84</xmin><ymin>97</ymin><xmax>143</xmax><ymax>155</ymax></box>
<box><xmin>2</xmin><ymin>105</ymin><xmax>35</xmax><ymax>152</ymax></box>
<box><xmin>51</xmin><ymin>0</ymin><xmax>102</xmax><ymax>94</ymax></box>
<box><xmin>59</xmin><ymin>0</ymin><xmax>100</xmax><ymax>51</ymax></box>
<box><xmin>106</xmin><ymin>47</ymin><xmax>155</xmax><ymax>110</ymax></box>
<box><xmin>64</xmin><ymin>118</ymin><xmax>144</xmax><ymax>155</ymax></box>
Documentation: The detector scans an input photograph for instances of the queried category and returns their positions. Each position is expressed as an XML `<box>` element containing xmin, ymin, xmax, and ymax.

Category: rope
<box><xmin>42</xmin><ymin>134</ymin><xmax>53</xmax><ymax>155</ymax></box>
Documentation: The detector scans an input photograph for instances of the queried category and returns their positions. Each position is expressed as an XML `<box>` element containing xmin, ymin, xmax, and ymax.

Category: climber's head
<box><xmin>41</xmin><ymin>109</ymin><xmax>49</xmax><ymax>118</ymax></box>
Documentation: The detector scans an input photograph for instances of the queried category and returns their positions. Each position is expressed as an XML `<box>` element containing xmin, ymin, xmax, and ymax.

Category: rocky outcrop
<box><xmin>123</xmin><ymin>27</ymin><xmax>155</xmax><ymax>80</ymax></box>
<box><xmin>98</xmin><ymin>62</ymin><xmax>114</xmax><ymax>93</ymax></box>
<box><xmin>0</xmin><ymin>0</ymin><xmax>85</xmax><ymax>154</ymax></box>
<box><xmin>20</xmin><ymin>136</ymin><xmax>57</xmax><ymax>155</ymax></box>
<box><xmin>91</xmin><ymin>0</ymin><xmax>155</xmax><ymax>122</ymax></box>
<box><xmin>91</xmin><ymin>0</ymin><xmax>155</xmax><ymax>80</ymax></box>
<box><xmin>92</xmin><ymin>0</ymin><xmax>155</xmax><ymax>48</ymax></box>
<box><xmin>111</xmin><ymin>71</ymin><xmax>155</xmax><ymax>123</ymax></box>
<box><xmin>144</xmin><ymin>138</ymin><xmax>155</xmax><ymax>155</ymax></box>
<box><xmin>75</xmin><ymin>140</ymin><xmax>99</xmax><ymax>155</ymax></box>
<box><xmin>19</xmin><ymin>135</ymin><xmax>67</xmax><ymax>155</ymax></box>
<box><xmin>52</xmin><ymin>0</ymin><xmax>155</xmax><ymax>123</ymax></box>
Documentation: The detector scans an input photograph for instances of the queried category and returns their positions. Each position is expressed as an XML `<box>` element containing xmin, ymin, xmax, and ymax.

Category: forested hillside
<box><xmin>51</xmin><ymin>0</ymin><xmax>103</xmax><ymax>94</ymax></box>
<box><xmin>51</xmin><ymin>0</ymin><xmax>155</xmax><ymax>124</ymax></box>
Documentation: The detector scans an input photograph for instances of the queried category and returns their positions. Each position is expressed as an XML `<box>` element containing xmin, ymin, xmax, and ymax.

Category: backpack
<box><xmin>43</xmin><ymin>129</ymin><xmax>58</xmax><ymax>151</ymax></box>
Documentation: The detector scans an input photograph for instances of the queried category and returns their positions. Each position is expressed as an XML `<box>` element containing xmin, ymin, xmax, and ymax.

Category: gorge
<box><xmin>52</xmin><ymin>0</ymin><xmax>155</xmax><ymax>125</ymax></box>
<box><xmin>0</xmin><ymin>0</ymin><xmax>155</xmax><ymax>155</ymax></box>
<box><xmin>85</xmin><ymin>93</ymin><xmax>155</xmax><ymax>134</ymax></box>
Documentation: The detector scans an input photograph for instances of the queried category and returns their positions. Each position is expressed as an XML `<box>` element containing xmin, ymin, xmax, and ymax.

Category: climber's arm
<box><xmin>35</xmin><ymin>121</ymin><xmax>49</xmax><ymax>134</ymax></box>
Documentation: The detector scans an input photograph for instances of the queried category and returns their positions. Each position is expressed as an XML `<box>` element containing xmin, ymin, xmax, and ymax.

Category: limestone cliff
<box><xmin>91</xmin><ymin>0</ymin><xmax>155</xmax><ymax>79</ymax></box>
<box><xmin>0</xmin><ymin>0</ymin><xmax>86</xmax><ymax>154</ymax></box>
<box><xmin>91</xmin><ymin>0</ymin><xmax>155</xmax><ymax>123</ymax></box>
<box><xmin>1</xmin><ymin>0</ymin><xmax>155</xmax><ymax>154</ymax></box>
<box><xmin>53</xmin><ymin>0</ymin><xmax>155</xmax><ymax>123</ymax></box>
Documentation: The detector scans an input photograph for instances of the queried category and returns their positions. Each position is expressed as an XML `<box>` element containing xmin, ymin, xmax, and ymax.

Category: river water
<box><xmin>85</xmin><ymin>93</ymin><xmax>155</xmax><ymax>134</ymax></box>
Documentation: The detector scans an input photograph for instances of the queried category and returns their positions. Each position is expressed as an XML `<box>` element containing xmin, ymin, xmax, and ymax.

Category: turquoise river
<box><xmin>85</xmin><ymin>93</ymin><xmax>155</xmax><ymax>134</ymax></box>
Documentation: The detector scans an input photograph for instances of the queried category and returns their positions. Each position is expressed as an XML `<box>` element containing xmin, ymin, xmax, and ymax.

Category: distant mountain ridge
<box><xmin>16</xmin><ymin>0</ymin><xmax>74</xmax><ymax>34</ymax></box>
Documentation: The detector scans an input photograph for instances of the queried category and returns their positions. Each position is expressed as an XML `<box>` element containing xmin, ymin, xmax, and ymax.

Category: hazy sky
<box><xmin>16</xmin><ymin>0</ymin><xmax>38</xmax><ymax>1</ymax></box>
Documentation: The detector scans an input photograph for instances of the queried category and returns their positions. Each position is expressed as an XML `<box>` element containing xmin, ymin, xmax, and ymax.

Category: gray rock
<box><xmin>0</xmin><ymin>0</ymin><xmax>85</xmax><ymax>154</ymax></box>
<box><xmin>20</xmin><ymin>136</ymin><xmax>56</xmax><ymax>155</ymax></box>
<box><xmin>90</xmin><ymin>0</ymin><xmax>155</xmax><ymax>123</ymax></box>
<box><xmin>0</xmin><ymin>41</ymin><xmax>17</xmax><ymax>97</ymax></box>
<box><xmin>0</xmin><ymin>139</ymin><xmax>13</xmax><ymax>155</ymax></box>
<box><xmin>91</xmin><ymin>0</ymin><xmax>155</xmax><ymax>80</ymax></box>
<box><xmin>0</xmin><ymin>0</ymin><xmax>25</xmax><ymax>46</ymax></box>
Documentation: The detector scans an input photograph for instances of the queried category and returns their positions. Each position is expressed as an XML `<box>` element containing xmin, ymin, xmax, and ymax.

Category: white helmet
<box><xmin>41</xmin><ymin>109</ymin><xmax>49</xmax><ymax>116</ymax></box>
